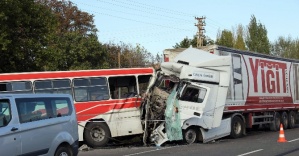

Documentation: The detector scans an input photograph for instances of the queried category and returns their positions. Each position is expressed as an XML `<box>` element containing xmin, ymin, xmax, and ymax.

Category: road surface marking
<box><xmin>124</xmin><ymin>146</ymin><xmax>175</xmax><ymax>156</ymax></box>
<box><xmin>237</xmin><ymin>149</ymin><xmax>263</xmax><ymax>156</ymax></box>
<box><xmin>288</xmin><ymin>138</ymin><xmax>299</xmax><ymax>142</ymax></box>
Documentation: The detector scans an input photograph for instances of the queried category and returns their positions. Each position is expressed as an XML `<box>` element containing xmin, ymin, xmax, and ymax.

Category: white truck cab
<box><xmin>143</xmin><ymin>47</ymin><xmax>232</xmax><ymax>146</ymax></box>
<box><xmin>0</xmin><ymin>94</ymin><xmax>78</xmax><ymax>156</ymax></box>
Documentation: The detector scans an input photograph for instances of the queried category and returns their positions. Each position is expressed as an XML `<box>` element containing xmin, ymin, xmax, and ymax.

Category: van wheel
<box><xmin>230</xmin><ymin>116</ymin><xmax>244</xmax><ymax>138</ymax></box>
<box><xmin>288</xmin><ymin>111</ymin><xmax>296</xmax><ymax>129</ymax></box>
<box><xmin>84</xmin><ymin>122</ymin><xmax>111</xmax><ymax>148</ymax></box>
<box><xmin>280</xmin><ymin>112</ymin><xmax>288</xmax><ymax>129</ymax></box>
<box><xmin>183</xmin><ymin>128</ymin><xmax>197</xmax><ymax>144</ymax></box>
<box><xmin>55</xmin><ymin>145</ymin><xmax>72</xmax><ymax>156</ymax></box>
<box><xmin>270</xmin><ymin>112</ymin><xmax>281</xmax><ymax>131</ymax></box>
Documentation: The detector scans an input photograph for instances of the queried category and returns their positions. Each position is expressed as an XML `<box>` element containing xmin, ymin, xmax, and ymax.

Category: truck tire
<box><xmin>230</xmin><ymin>116</ymin><xmax>244</xmax><ymax>138</ymax></box>
<box><xmin>183</xmin><ymin>128</ymin><xmax>197</xmax><ymax>144</ymax></box>
<box><xmin>288</xmin><ymin>111</ymin><xmax>296</xmax><ymax>129</ymax></box>
<box><xmin>280</xmin><ymin>111</ymin><xmax>288</xmax><ymax>129</ymax></box>
<box><xmin>270</xmin><ymin>112</ymin><xmax>280</xmax><ymax>131</ymax></box>
<box><xmin>84</xmin><ymin>122</ymin><xmax>111</xmax><ymax>148</ymax></box>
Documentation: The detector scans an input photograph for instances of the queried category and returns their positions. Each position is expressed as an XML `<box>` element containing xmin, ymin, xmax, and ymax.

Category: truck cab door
<box><xmin>178</xmin><ymin>83</ymin><xmax>209</xmax><ymax>126</ymax></box>
<box><xmin>179</xmin><ymin>82</ymin><xmax>226</xmax><ymax>129</ymax></box>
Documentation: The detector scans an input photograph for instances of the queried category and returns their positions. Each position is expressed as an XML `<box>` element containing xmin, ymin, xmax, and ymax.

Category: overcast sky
<box><xmin>71</xmin><ymin>0</ymin><xmax>299</xmax><ymax>55</ymax></box>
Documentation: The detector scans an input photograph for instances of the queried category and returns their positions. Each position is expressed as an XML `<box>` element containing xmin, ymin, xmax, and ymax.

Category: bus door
<box><xmin>108</xmin><ymin>76</ymin><xmax>143</xmax><ymax>136</ymax></box>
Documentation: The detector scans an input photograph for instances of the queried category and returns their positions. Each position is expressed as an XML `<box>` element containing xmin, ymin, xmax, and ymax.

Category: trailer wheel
<box><xmin>270</xmin><ymin>112</ymin><xmax>280</xmax><ymax>131</ymax></box>
<box><xmin>288</xmin><ymin>111</ymin><xmax>296</xmax><ymax>129</ymax></box>
<box><xmin>280</xmin><ymin>112</ymin><xmax>288</xmax><ymax>129</ymax></box>
<box><xmin>84</xmin><ymin>122</ymin><xmax>111</xmax><ymax>148</ymax></box>
<box><xmin>230</xmin><ymin>116</ymin><xmax>244</xmax><ymax>138</ymax></box>
<box><xmin>183</xmin><ymin>128</ymin><xmax>197</xmax><ymax>144</ymax></box>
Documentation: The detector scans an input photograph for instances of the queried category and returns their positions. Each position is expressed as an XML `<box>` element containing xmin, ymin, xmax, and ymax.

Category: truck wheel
<box><xmin>183</xmin><ymin>128</ymin><xmax>197</xmax><ymax>144</ymax></box>
<box><xmin>270</xmin><ymin>112</ymin><xmax>280</xmax><ymax>131</ymax></box>
<box><xmin>84</xmin><ymin>122</ymin><xmax>111</xmax><ymax>148</ymax></box>
<box><xmin>54</xmin><ymin>145</ymin><xmax>72</xmax><ymax>156</ymax></box>
<box><xmin>288</xmin><ymin>111</ymin><xmax>296</xmax><ymax>129</ymax></box>
<box><xmin>230</xmin><ymin>116</ymin><xmax>244</xmax><ymax>138</ymax></box>
<box><xmin>280</xmin><ymin>112</ymin><xmax>288</xmax><ymax>129</ymax></box>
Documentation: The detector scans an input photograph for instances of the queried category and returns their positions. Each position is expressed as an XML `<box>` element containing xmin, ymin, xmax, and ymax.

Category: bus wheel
<box><xmin>270</xmin><ymin>112</ymin><xmax>280</xmax><ymax>131</ymax></box>
<box><xmin>288</xmin><ymin>111</ymin><xmax>296</xmax><ymax>129</ymax></box>
<box><xmin>230</xmin><ymin>116</ymin><xmax>244</xmax><ymax>138</ymax></box>
<box><xmin>183</xmin><ymin>128</ymin><xmax>197</xmax><ymax>144</ymax></box>
<box><xmin>280</xmin><ymin>111</ymin><xmax>288</xmax><ymax>129</ymax></box>
<box><xmin>84</xmin><ymin>122</ymin><xmax>111</xmax><ymax>148</ymax></box>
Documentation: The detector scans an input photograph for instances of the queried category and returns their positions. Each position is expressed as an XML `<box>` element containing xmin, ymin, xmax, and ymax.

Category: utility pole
<box><xmin>195</xmin><ymin>16</ymin><xmax>206</xmax><ymax>48</ymax></box>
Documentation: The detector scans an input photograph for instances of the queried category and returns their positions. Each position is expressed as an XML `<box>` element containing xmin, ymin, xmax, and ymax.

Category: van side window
<box><xmin>53</xmin><ymin>99</ymin><xmax>71</xmax><ymax>117</ymax></box>
<box><xmin>0</xmin><ymin>99</ymin><xmax>11</xmax><ymax>127</ymax></box>
<box><xmin>16</xmin><ymin>97</ymin><xmax>72</xmax><ymax>123</ymax></box>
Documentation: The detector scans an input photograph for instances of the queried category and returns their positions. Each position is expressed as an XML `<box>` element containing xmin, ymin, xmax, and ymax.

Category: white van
<box><xmin>0</xmin><ymin>94</ymin><xmax>78</xmax><ymax>156</ymax></box>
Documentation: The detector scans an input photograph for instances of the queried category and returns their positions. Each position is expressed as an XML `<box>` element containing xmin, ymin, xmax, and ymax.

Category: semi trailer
<box><xmin>141</xmin><ymin>45</ymin><xmax>299</xmax><ymax>146</ymax></box>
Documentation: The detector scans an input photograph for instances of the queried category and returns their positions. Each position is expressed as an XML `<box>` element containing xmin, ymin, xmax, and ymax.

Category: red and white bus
<box><xmin>0</xmin><ymin>68</ymin><xmax>154</xmax><ymax>147</ymax></box>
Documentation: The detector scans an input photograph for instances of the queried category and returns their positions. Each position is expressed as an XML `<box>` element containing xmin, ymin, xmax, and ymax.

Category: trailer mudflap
<box><xmin>200</xmin><ymin>118</ymin><xmax>231</xmax><ymax>143</ymax></box>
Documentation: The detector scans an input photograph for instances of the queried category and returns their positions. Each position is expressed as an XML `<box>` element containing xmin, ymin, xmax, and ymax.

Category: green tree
<box><xmin>0</xmin><ymin>0</ymin><xmax>57</xmax><ymax>73</ymax></box>
<box><xmin>173</xmin><ymin>35</ymin><xmax>214</xmax><ymax>48</ymax></box>
<box><xmin>246</xmin><ymin>15</ymin><xmax>270</xmax><ymax>54</ymax></box>
<box><xmin>37</xmin><ymin>0</ymin><xmax>108</xmax><ymax>70</ymax></box>
<box><xmin>104</xmin><ymin>42</ymin><xmax>152</xmax><ymax>68</ymax></box>
<box><xmin>271</xmin><ymin>36</ymin><xmax>299</xmax><ymax>59</ymax></box>
<box><xmin>234</xmin><ymin>24</ymin><xmax>246</xmax><ymax>50</ymax></box>
<box><xmin>173</xmin><ymin>36</ymin><xmax>195</xmax><ymax>48</ymax></box>
<box><xmin>216</xmin><ymin>29</ymin><xmax>234</xmax><ymax>48</ymax></box>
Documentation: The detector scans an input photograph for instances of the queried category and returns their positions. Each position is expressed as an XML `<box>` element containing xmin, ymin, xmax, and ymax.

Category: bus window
<box><xmin>52</xmin><ymin>79</ymin><xmax>72</xmax><ymax>95</ymax></box>
<box><xmin>109</xmin><ymin>76</ymin><xmax>137</xmax><ymax>99</ymax></box>
<box><xmin>35</xmin><ymin>80</ymin><xmax>52</xmax><ymax>93</ymax></box>
<box><xmin>73</xmin><ymin>77</ymin><xmax>109</xmax><ymax>102</ymax></box>
<box><xmin>34</xmin><ymin>79</ymin><xmax>71</xmax><ymax>95</ymax></box>
<box><xmin>138</xmin><ymin>75</ymin><xmax>152</xmax><ymax>97</ymax></box>
<box><xmin>0</xmin><ymin>81</ymin><xmax>32</xmax><ymax>94</ymax></box>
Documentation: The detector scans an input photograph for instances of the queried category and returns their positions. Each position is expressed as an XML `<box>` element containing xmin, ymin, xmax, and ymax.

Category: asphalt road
<box><xmin>79</xmin><ymin>126</ymin><xmax>299</xmax><ymax>156</ymax></box>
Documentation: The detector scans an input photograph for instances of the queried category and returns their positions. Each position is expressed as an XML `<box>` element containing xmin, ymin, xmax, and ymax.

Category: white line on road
<box><xmin>288</xmin><ymin>138</ymin><xmax>299</xmax><ymax>142</ymax></box>
<box><xmin>237</xmin><ymin>149</ymin><xmax>263</xmax><ymax>156</ymax></box>
<box><xmin>123</xmin><ymin>146</ymin><xmax>174</xmax><ymax>156</ymax></box>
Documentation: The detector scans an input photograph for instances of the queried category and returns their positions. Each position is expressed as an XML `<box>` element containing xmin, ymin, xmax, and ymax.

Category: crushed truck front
<box><xmin>141</xmin><ymin>47</ymin><xmax>231</xmax><ymax>146</ymax></box>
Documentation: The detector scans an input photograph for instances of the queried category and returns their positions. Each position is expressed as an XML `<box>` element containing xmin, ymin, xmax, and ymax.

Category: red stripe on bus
<box><xmin>75</xmin><ymin>98</ymin><xmax>141</xmax><ymax>121</ymax></box>
<box><xmin>0</xmin><ymin>68</ymin><xmax>153</xmax><ymax>81</ymax></box>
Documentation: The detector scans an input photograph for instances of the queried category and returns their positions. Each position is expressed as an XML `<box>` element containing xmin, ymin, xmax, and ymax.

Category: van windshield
<box><xmin>0</xmin><ymin>99</ymin><xmax>11</xmax><ymax>127</ymax></box>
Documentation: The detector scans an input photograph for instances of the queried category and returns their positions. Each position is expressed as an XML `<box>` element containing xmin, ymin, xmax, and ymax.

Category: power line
<box><xmin>100</xmin><ymin>29</ymin><xmax>194</xmax><ymax>41</ymax></box>
<box><xmin>72</xmin><ymin>0</ymin><xmax>228</xmax><ymax>36</ymax></box>
<box><xmin>122</xmin><ymin>0</ymin><xmax>194</xmax><ymax>17</ymax></box>
<box><xmin>206</xmin><ymin>17</ymin><xmax>230</xmax><ymax>30</ymax></box>
<box><xmin>81</xmin><ymin>9</ymin><xmax>192</xmax><ymax>31</ymax></box>
<box><xmin>75</xmin><ymin>1</ymin><xmax>193</xmax><ymax>23</ymax></box>
<box><xmin>93</xmin><ymin>0</ymin><xmax>193</xmax><ymax>23</ymax></box>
